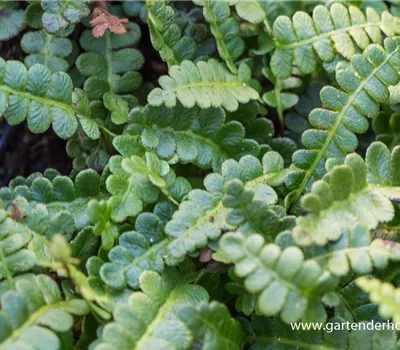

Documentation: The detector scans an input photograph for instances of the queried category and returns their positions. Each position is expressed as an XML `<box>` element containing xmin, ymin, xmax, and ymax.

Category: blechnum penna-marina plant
<box><xmin>1</xmin><ymin>0</ymin><xmax>400</xmax><ymax>349</ymax></box>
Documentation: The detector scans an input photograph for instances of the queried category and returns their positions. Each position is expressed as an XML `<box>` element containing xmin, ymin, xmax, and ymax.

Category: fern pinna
<box><xmin>1</xmin><ymin>1</ymin><xmax>400</xmax><ymax>349</ymax></box>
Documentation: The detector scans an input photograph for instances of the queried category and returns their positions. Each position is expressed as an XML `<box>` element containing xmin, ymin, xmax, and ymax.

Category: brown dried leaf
<box><xmin>90</xmin><ymin>7</ymin><xmax>129</xmax><ymax>38</ymax></box>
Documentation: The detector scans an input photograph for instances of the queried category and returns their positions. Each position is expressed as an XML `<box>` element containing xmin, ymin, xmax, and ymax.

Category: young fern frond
<box><xmin>193</xmin><ymin>0</ymin><xmax>244</xmax><ymax>74</ymax></box>
<box><xmin>41</xmin><ymin>0</ymin><xmax>91</xmax><ymax>34</ymax></box>
<box><xmin>357</xmin><ymin>277</ymin><xmax>400</xmax><ymax>324</ymax></box>
<box><xmin>0</xmin><ymin>274</ymin><xmax>89</xmax><ymax>350</ymax></box>
<box><xmin>91</xmin><ymin>269</ymin><xmax>209</xmax><ymax>350</ymax></box>
<box><xmin>293</xmin><ymin>143</ymin><xmax>400</xmax><ymax>246</ymax></box>
<box><xmin>146</xmin><ymin>1</ymin><xmax>196</xmax><ymax>67</ymax></box>
<box><xmin>147</xmin><ymin>59</ymin><xmax>259</xmax><ymax>112</ymax></box>
<box><xmin>115</xmin><ymin>103</ymin><xmax>261</xmax><ymax>172</ymax></box>
<box><xmin>271</xmin><ymin>3</ymin><xmax>400</xmax><ymax>79</ymax></box>
<box><xmin>220</xmin><ymin>232</ymin><xmax>338</xmax><ymax>323</ymax></box>
<box><xmin>106</xmin><ymin>152</ymin><xmax>191</xmax><ymax>222</ymax></box>
<box><xmin>21</xmin><ymin>30</ymin><xmax>73</xmax><ymax>73</ymax></box>
<box><xmin>286</xmin><ymin>38</ymin><xmax>400</xmax><ymax>209</ymax></box>
<box><xmin>0</xmin><ymin>60</ymin><xmax>100</xmax><ymax>139</ymax></box>
<box><xmin>165</xmin><ymin>152</ymin><xmax>293</xmax><ymax>264</ymax></box>
<box><xmin>77</xmin><ymin>23</ymin><xmax>143</xmax><ymax>99</ymax></box>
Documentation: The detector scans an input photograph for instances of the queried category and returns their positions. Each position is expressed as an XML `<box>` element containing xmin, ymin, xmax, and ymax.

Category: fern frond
<box><xmin>77</xmin><ymin>22</ymin><xmax>144</xmax><ymax>99</ymax></box>
<box><xmin>0</xmin><ymin>169</ymin><xmax>102</xmax><ymax>240</ymax></box>
<box><xmin>0</xmin><ymin>274</ymin><xmax>89</xmax><ymax>350</ymax></box>
<box><xmin>0</xmin><ymin>60</ymin><xmax>100</xmax><ymax>139</ymax></box>
<box><xmin>21</xmin><ymin>30</ymin><xmax>73</xmax><ymax>73</ymax></box>
<box><xmin>306</xmin><ymin>224</ymin><xmax>400</xmax><ymax>277</ymax></box>
<box><xmin>286</xmin><ymin>38</ymin><xmax>400</xmax><ymax>209</ymax></box>
<box><xmin>220</xmin><ymin>232</ymin><xmax>337</xmax><ymax>323</ymax></box>
<box><xmin>89</xmin><ymin>204</ymin><xmax>172</xmax><ymax>291</ymax></box>
<box><xmin>146</xmin><ymin>1</ymin><xmax>196</xmax><ymax>67</ymax></box>
<box><xmin>0</xmin><ymin>2</ymin><xmax>25</xmax><ymax>41</ymax></box>
<box><xmin>41</xmin><ymin>0</ymin><xmax>91</xmax><ymax>34</ymax></box>
<box><xmin>87</xmin><ymin>200</ymin><xmax>118</xmax><ymax>251</ymax></box>
<box><xmin>115</xmin><ymin>103</ymin><xmax>261</xmax><ymax>171</ymax></box>
<box><xmin>234</xmin><ymin>1</ymin><xmax>266</xmax><ymax>24</ymax></box>
<box><xmin>271</xmin><ymin>3</ymin><xmax>400</xmax><ymax>78</ymax></box>
<box><xmin>293</xmin><ymin>143</ymin><xmax>400</xmax><ymax>246</ymax></box>
<box><xmin>0</xmin><ymin>210</ymin><xmax>38</xmax><ymax>288</ymax></box>
<box><xmin>106</xmin><ymin>152</ymin><xmax>191</xmax><ymax>222</ymax></box>
<box><xmin>226</xmin><ymin>100</ymin><xmax>275</xmax><ymax>146</ymax></box>
<box><xmin>193</xmin><ymin>0</ymin><xmax>244</xmax><ymax>74</ymax></box>
<box><xmin>92</xmin><ymin>269</ymin><xmax>209</xmax><ymax>350</ymax></box>
<box><xmin>66</xmin><ymin>128</ymin><xmax>110</xmax><ymax>172</ymax></box>
<box><xmin>357</xmin><ymin>277</ymin><xmax>400</xmax><ymax>324</ymax></box>
<box><xmin>165</xmin><ymin>152</ymin><xmax>293</xmax><ymax>264</ymax></box>
<box><xmin>147</xmin><ymin>59</ymin><xmax>259</xmax><ymax>112</ymax></box>
<box><xmin>262</xmin><ymin>66</ymin><xmax>302</xmax><ymax>129</ymax></box>
<box><xmin>178</xmin><ymin>301</ymin><xmax>243</xmax><ymax>350</ymax></box>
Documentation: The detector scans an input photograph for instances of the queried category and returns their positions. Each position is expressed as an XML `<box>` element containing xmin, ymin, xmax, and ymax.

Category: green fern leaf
<box><xmin>220</xmin><ymin>231</ymin><xmax>337</xmax><ymax>323</ymax></box>
<box><xmin>234</xmin><ymin>1</ymin><xmax>266</xmax><ymax>24</ymax></box>
<box><xmin>77</xmin><ymin>22</ymin><xmax>144</xmax><ymax>99</ymax></box>
<box><xmin>193</xmin><ymin>0</ymin><xmax>244</xmax><ymax>74</ymax></box>
<box><xmin>0</xmin><ymin>210</ymin><xmax>38</xmax><ymax>287</ymax></box>
<box><xmin>146</xmin><ymin>1</ymin><xmax>196</xmax><ymax>66</ymax></box>
<box><xmin>262</xmin><ymin>66</ymin><xmax>302</xmax><ymax>129</ymax></box>
<box><xmin>87</xmin><ymin>200</ymin><xmax>118</xmax><ymax>251</ymax></box>
<box><xmin>0</xmin><ymin>169</ymin><xmax>102</xmax><ymax>241</ymax></box>
<box><xmin>123</xmin><ymin>1</ymin><xmax>147</xmax><ymax>22</ymax></box>
<box><xmin>286</xmin><ymin>38</ymin><xmax>400</xmax><ymax>208</ymax></box>
<box><xmin>280</xmin><ymin>224</ymin><xmax>400</xmax><ymax>277</ymax></box>
<box><xmin>41</xmin><ymin>0</ymin><xmax>91</xmax><ymax>34</ymax></box>
<box><xmin>165</xmin><ymin>152</ymin><xmax>293</xmax><ymax>263</ymax></box>
<box><xmin>21</xmin><ymin>30</ymin><xmax>73</xmax><ymax>73</ymax></box>
<box><xmin>92</xmin><ymin>269</ymin><xmax>209</xmax><ymax>350</ymax></box>
<box><xmin>106</xmin><ymin>152</ymin><xmax>191</xmax><ymax>222</ymax></box>
<box><xmin>293</xmin><ymin>143</ymin><xmax>400</xmax><ymax>246</ymax></box>
<box><xmin>148</xmin><ymin>59</ymin><xmax>259</xmax><ymax>111</ymax></box>
<box><xmin>114</xmin><ymin>103</ymin><xmax>261</xmax><ymax>171</ymax></box>
<box><xmin>0</xmin><ymin>3</ymin><xmax>25</xmax><ymax>41</ymax></box>
<box><xmin>271</xmin><ymin>3</ymin><xmax>400</xmax><ymax>79</ymax></box>
<box><xmin>88</xmin><ymin>202</ymin><xmax>175</xmax><ymax>291</ymax></box>
<box><xmin>0</xmin><ymin>59</ymin><xmax>100</xmax><ymax>139</ymax></box>
<box><xmin>0</xmin><ymin>274</ymin><xmax>89</xmax><ymax>350</ymax></box>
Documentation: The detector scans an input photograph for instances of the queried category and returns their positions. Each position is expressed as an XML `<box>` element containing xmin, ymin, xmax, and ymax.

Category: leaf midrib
<box><xmin>275</xmin><ymin>22</ymin><xmax>381</xmax><ymax>50</ymax></box>
<box><xmin>0</xmin><ymin>85</ymin><xmax>90</xmax><ymax>118</ymax></box>
<box><xmin>167</xmin><ymin>171</ymin><xmax>282</xmax><ymax>256</ymax></box>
